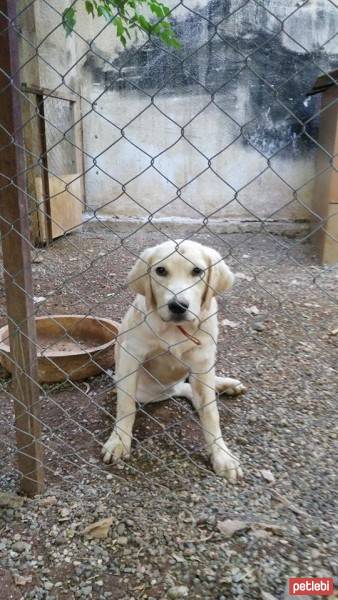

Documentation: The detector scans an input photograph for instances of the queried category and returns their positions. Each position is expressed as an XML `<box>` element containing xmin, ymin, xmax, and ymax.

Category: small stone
<box><xmin>248</xmin><ymin>415</ymin><xmax>257</xmax><ymax>424</ymax></box>
<box><xmin>33</xmin><ymin>296</ymin><xmax>46</xmax><ymax>304</ymax></box>
<box><xmin>252</xmin><ymin>321</ymin><xmax>265</xmax><ymax>332</ymax></box>
<box><xmin>14</xmin><ymin>573</ymin><xmax>32</xmax><ymax>586</ymax></box>
<box><xmin>81</xmin><ymin>585</ymin><xmax>93</xmax><ymax>596</ymax></box>
<box><xmin>117</xmin><ymin>523</ymin><xmax>126</xmax><ymax>535</ymax></box>
<box><xmin>32</xmin><ymin>255</ymin><xmax>44</xmax><ymax>264</ymax></box>
<box><xmin>40</xmin><ymin>496</ymin><xmax>57</xmax><ymax>507</ymax></box>
<box><xmin>54</xmin><ymin>535</ymin><xmax>65</xmax><ymax>546</ymax></box>
<box><xmin>245</xmin><ymin>305</ymin><xmax>260</xmax><ymax>316</ymax></box>
<box><xmin>44</xmin><ymin>581</ymin><xmax>53</xmax><ymax>590</ymax></box>
<box><xmin>232</xmin><ymin>570</ymin><xmax>246</xmax><ymax>582</ymax></box>
<box><xmin>59</xmin><ymin>507</ymin><xmax>70</xmax><ymax>519</ymax></box>
<box><xmin>261</xmin><ymin>592</ymin><xmax>278</xmax><ymax>600</ymax></box>
<box><xmin>0</xmin><ymin>492</ymin><xmax>24</xmax><ymax>509</ymax></box>
<box><xmin>117</xmin><ymin>536</ymin><xmax>128</xmax><ymax>545</ymax></box>
<box><xmin>167</xmin><ymin>585</ymin><xmax>189</xmax><ymax>599</ymax></box>
<box><xmin>221</xmin><ymin>319</ymin><xmax>240</xmax><ymax>328</ymax></box>
<box><xmin>261</xmin><ymin>469</ymin><xmax>275</xmax><ymax>483</ymax></box>
<box><xmin>12</xmin><ymin>541</ymin><xmax>27</xmax><ymax>553</ymax></box>
<box><xmin>289</xmin><ymin>553</ymin><xmax>299</xmax><ymax>562</ymax></box>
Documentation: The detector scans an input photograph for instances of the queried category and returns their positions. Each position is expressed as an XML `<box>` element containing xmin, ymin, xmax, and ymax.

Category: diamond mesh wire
<box><xmin>0</xmin><ymin>0</ymin><xmax>337</xmax><ymax>501</ymax></box>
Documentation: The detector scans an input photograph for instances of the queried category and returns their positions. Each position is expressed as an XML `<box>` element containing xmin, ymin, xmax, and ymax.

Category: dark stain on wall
<box><xmin>83</xmin><ymin>0</ymin><xmax>338</xmax><ymax>158</ymax></box>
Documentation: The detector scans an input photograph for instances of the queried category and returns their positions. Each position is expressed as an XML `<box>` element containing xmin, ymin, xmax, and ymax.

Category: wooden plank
<box><xmin>21</xmin><ymin>83</ymin><xmax>77</xmax><ymax>103</ymax></box>
<box><xmin>36</xmin><ymin>94</ymin><xmax>53</xmax><ymax>244</ymax></box>
<box><xmin>73</xmin><ymin>100</ymin><xmax>86</xmax><ymax>210</ymax></box>
<box><xmin>321</xmin><ymin>204</ymin><xmax>338</xmax><ymax>265</ymax></box>
<box><xmin>18</xmin><ymin>0</ymin><xmax>44</xmax><ymax>245</ymax></box>
<box><xmin>313</xmin><ymin>86</ymin><xmax>338</xmax><ymax>263</ymax></box>
<box><xmin>35</xmin><ymin>174</ymin><xmax>83</xmax><ymax>240</ymax></box>
<box><xmin>0</xmin><ymin>0</ymin><xmax>44</xmax><ymax>495</ymax></box>
<box><xmin>308</xmin><ymin>69</ymin><xmax>338</xmax><ymax>96</ymax></box>
<box><xmin>33</xmin><ymin>95</ymin><xmax>84</xmax><ymax>243</ymax></box>
<box><xmin>316</xmin><ymin>87</ymin><xmax>338</xmax><ymax>204</ymax></box>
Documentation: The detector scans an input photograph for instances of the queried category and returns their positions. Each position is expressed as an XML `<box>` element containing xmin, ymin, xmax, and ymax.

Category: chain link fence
<box><xmin>0</xmin><ymin>3</ymin><xmax>337</xmax><ymax>595</ymax></box>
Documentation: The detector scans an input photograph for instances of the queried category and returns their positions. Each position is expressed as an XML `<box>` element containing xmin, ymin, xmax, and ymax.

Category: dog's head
<box><xmin>128</xmin><ymin>240</ymin><xmax>234</xmax><ymax>323</ymax></box>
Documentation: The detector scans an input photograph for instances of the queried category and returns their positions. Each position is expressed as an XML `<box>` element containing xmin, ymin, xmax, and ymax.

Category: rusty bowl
<box><xmin>0</xmin><ymin>315</ymin><xmax>119</xmax><ymax>383</ymax></box>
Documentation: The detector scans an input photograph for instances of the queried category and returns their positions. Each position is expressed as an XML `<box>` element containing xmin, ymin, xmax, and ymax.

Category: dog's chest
<box><xmin>142</xmin><ymin>352</ymin><xmax>188</xmax><ymax>385</ymax></box>
<box><xmin>142</xmin><ymin>334</ymin><xmax>193</xmax><ymax>385</ymax></box>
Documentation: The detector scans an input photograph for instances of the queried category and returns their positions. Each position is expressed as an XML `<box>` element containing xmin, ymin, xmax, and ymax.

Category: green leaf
<box><xmin>62</xmin><ymin>0</ymin><xmax>180</xmax><ymax>49</ymax></box>
<box><xmin>100</xmin><ymin>5</ymin><xmax>113</xmax><ymax>21</ymax></box>
<box><xmin>158</xmin><ymin>26</ymin><xmax>180</xmax><ymax>48</ymax></box>
<box><xmin>96</xmin><ymin>4</ymin><xmax>112</xmax><ymax>19</ymax></box>
<box><xmin>85</xmin><ymin>0</ymin><xmax>94</xmax><ymax>15</ymax></box>
<box><xmin>168</xmin><ymin>36</ymin><xmax>180</xmax><ymax>49</ymax></box>
<box><xmin>62</xmin><ymin>6</ymin><xmax>76</xmax><ymax>36</ymax></box>
<box><xmin>114</xmin><ymin>16</ymin><xmax>127</xmax><ymax>39</ymax></box>
<box><xmin>137</xmin><ymin>14</ymin><xmax>152</xmax><ymax>32</ymax></box>
<box><xmin>149</xmin><ymin>2</ymin><xmax>165</xmax><ymax>18</ymax></box>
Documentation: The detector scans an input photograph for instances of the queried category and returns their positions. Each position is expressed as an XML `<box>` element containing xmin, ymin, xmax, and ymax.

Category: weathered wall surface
<box><xmin>19</xmin><ymin>0</ymin><xmax>79</xmax><ymax>92</ymax></box>
<box><xmin>23</xmin><ymin>0</ymin><xmax>338</xmax><ymax>224</ymax></box>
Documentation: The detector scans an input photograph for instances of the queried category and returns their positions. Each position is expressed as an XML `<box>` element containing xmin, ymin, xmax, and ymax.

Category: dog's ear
<box><xmin>128</xmin><ymin>248</ymin><xmax>153</xmax><ymax>295</ymax></box>
<box><xmin>127</xmin><ymin>248</ymin><xmax>156</xmax><ymax>310</ymax></box>
<box><xmin>202</xmin><ymin>247</ymin><xmax>234</xmax><ymax>310</ymax></box>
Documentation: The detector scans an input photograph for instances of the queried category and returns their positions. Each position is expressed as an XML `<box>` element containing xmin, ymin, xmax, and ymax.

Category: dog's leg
<box><xmin>169</xmin><ymin>381</ymin><xmax>193</xmax><ymax>401</ymax></box>
<box><xmin>190</xmin><ymin>368</ymin><xmax>242</xmax><ymax>483</ymax></box>
<box><xmin>215</xmin><ymin>375</ymin><xmax>246</xmax><ymax>396</ymax></box>
<box><xmin>170</xmin><ymin>378</ymin><xmax>245</xmax><ymax>399</ymax></box>
<box><xmin>101</xmin><ymin>350</ymin><xmax>139</xmax><ymax>464</ymax></box>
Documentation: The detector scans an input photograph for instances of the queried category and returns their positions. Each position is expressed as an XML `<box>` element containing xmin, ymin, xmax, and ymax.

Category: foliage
<box><xmin>63</xmin><ymin>0</ymin><xmax>180</xmax><ymax>48</ymax></box>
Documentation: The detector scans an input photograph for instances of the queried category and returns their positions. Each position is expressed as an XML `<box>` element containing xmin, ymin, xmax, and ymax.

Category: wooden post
<box><xmin>18</xmin><ymin>0</ymin><xmax>44</xmax><ymax>245</ymax></box>
<box><xmin>0</xmin><ymin>0</ymin><xmax>44</xmax><ymax>495</ymax></box>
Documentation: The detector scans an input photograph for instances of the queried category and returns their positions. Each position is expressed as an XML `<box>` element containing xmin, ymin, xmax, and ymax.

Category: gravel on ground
<box><xmin>0</xmin><ymin>225</ymin><xmax>337</xmax><ymax>599</ymax></box>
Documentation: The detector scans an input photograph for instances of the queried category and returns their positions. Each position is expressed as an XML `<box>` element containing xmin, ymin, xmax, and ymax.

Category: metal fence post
<box><xmin>0</xmin><ymin>0</ymin><xmax>44</xmax><ymax>495</ymax></box>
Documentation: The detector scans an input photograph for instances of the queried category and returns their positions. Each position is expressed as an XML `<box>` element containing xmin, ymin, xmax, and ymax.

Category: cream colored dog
<box><xmin>102</xmin><ymin>239</ymin><xmax>245</xmax><ymax>482</ymax></box>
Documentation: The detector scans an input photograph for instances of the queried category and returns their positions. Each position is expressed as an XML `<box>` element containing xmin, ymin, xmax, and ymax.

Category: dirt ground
<box><xmin>0</xmin><ymin>225</ymin><xmax>337</xmax><ymax>600</ymax></box>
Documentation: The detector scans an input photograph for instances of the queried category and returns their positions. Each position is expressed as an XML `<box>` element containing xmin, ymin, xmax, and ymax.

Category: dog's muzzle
<box><xmin>168</xmin><ymin>299</ymin><xmax>189</xmax><ymax>321</ymax></box>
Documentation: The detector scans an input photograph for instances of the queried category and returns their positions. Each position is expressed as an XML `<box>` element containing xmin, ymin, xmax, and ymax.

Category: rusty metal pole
<box><xmin>0</xmin><ymin>0</ymin><xmax>44</xmax><ymax>495</ymax></box>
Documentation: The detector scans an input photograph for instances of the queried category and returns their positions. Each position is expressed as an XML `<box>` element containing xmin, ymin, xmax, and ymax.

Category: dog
<box><xmin>101</xmin><ymin>239</ymin><xmax>245</xmax><ymax>482</ymax></box>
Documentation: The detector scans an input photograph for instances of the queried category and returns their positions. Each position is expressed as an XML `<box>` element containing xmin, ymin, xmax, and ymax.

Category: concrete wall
<box><xmin>18</xmin><ymin>0</ymin><xmax>79</xmax><ymax>92</ymax></box>
<box><xmin>22</xmin><ymin>0</ymin><xmax>338</xmax><ymax>225</ymax></box>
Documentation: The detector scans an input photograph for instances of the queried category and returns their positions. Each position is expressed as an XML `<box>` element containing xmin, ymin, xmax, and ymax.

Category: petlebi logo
<box><xmin>288</xmin><ymin>577</ymin><xmax>334</xmax><ymax>596</ymax></box>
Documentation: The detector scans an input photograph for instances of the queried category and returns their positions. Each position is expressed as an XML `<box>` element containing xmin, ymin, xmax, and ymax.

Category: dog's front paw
<box><xmin>211</xmin><ymin>448</ymin><xmax>243</xmax><ymax>483</ymax></box>
<box><xmin>227</xmin><ymin>382</ymin><xmax>246</xmax><ymax>396</ymax></box>
<box><xmin>101</xmin><ymin>431</ymin><xmax>131</xmax><ymax>464</ymax></box>
<box><xmin>217</xmin><ymin>377</ymin><xmax>247</xmax><ymax>396</ymax></box>
<box><xmin>224</xmin><ymin>379</ymin><xmax>247</xmax><ymax>396</ymax></box>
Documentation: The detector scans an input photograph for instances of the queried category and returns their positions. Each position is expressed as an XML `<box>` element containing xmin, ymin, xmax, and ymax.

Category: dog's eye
<box><xmin>192</xmin><ymin>266</ymin><xmax>204</xmax><ymax>276</ymax></box>
<box><xmin>155</xmin><ymin>266</ymin><xmax>168</xmax><ymax>276</ymax></box>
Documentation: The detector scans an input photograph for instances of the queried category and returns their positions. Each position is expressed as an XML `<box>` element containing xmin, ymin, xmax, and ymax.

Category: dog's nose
<box><xmin>168</xmin><ymin>300</ymin><xmax>189</xmax><ymax>315</ymax></box>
